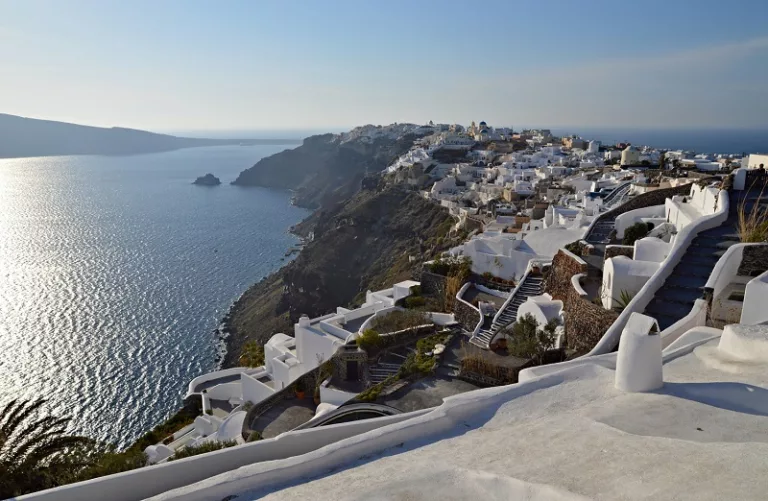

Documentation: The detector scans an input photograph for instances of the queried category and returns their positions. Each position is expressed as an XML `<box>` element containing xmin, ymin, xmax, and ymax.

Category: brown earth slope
<box><xmin>222</xmin><ymin>184</ymin><xmax>456</xmax><ymax>367</ymax></box>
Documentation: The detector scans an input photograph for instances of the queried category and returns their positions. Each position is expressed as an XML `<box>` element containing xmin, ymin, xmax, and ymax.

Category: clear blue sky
<box><xmin>1</xmin><ymin>0</ymin><xmax>767</xmax><ymax>131</ymax></box>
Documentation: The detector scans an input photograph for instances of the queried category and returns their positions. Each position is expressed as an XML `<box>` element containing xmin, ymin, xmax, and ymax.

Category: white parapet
<box><xmin>615</xmin><ymin>313</ymin><xmax>663</xmax><ymax>393</ymax></box>
<box><xmin>741</xmin><ymin>270</ymin><xmax>768</xmax><ymax>325</ymax></box>
<box><xmin>718</xmin><ymin>324</ymin><xmax>768</xmax><ymax>363</ymax></box>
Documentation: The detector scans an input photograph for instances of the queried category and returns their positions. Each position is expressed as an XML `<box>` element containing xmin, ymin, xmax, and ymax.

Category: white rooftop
<box><xmin>153</xmin><ymin>324</ymin><xmax>768</xmax><ymax>501</ymax></box>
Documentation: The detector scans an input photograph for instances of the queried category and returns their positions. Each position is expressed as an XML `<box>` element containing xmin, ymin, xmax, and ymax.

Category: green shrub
<box><xmin>427</xmin><ymin>256</ymin><xmax>472</xmax><ymax>279</ymax></box>
<box><xmin>564</xmin><ymin>240</ymin><xmax>582</xmax><ymax>255</ymax></box>
<box><xmin>239</xmin><ymin>340</ymin><xmax>265</xmax><ymax>367</ymax></box>
<box><xmin>398</xmin><ymin>352</ymin><xmax>436</xmax><ymax>376</ymax></box>
<box><xmin>415</xmin><ymin>333</ymin><xmax>450</xmax><ymax>354</ymax></box>
<box><xmin>622</xmin><ymin>222</ymin><xmax>650</xmax><ymax>246</ymax></box>
<box><xmin>357</xmin><ymin>375</ymin><xmax>398</xmax><ymax>402</ymax></box>
<box><xmin>169</xmin><ymin>440</ymin><xmax>237</xmax><ymax>461</ymax></box>
<box><xmin>356</xmin><ymin>329</ymin><xmax>381</xmax><ymax>350</ymax></box>
<box><xmin>613</xmin><ymin>289</ymin><xmax>635</xmax><ymax>312</ymax></box>
<box><xmin>129</xmin><ymin>402</ymin><xmax>200</xmax><ymax>453</ymax></box>
<box><xmin>69</xmin><ymin>444</ymin><xmax>148</xmax><ymax>484</ymax></box>
<box><xmin>370</xmin><ymin>310</ymin><xmax>429</xmax><ymax>333</ymax></box>
<box><xmin>404</xmin><ymin>296</ymin><xmax>426</xmax><ymax>308</ymax></box>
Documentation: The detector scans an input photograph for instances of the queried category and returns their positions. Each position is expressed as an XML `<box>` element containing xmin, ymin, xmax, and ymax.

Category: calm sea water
<box><xmin>552</xmin><ymin>127</ymin><xmax>768</xmax><ymax>154</ymax></box>
<box><xmin>0</xmin><ymin>145</ymin><xmax>308</xmax><ymax>447</ymax></box>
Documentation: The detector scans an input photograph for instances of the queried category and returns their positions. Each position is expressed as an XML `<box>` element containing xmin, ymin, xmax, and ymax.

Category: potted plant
<box><xmin>295</xmin><ymin>380</ymin><xmax>305</xmax><ymax>400</ymax></box>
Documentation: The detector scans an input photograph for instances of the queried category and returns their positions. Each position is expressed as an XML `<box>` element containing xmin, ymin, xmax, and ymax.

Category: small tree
<box><xmin>507</xmin><ymin>314</ymin><xmax>558</xmax><ymax>364</ymax></box>
<box><xmin>356</xmin><ymin>329</ymin><xmax>381</xmax><ymax>351</ymax></box>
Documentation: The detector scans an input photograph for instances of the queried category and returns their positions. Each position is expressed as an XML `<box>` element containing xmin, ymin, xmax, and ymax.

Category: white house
<box><xmin>602</xmin><ymin>256</ymin><xmax>660</xmax><ymax>309</ymax></box>
<box><xmin>620</xmin><ymin>145</ymin><xmax>641</xmax><ymax>165</ymax></box>
<box><xmin>743</xmin><ymin>153</ymin><xmax>768</xmax><ymax>170</ymax></box>
<box><xmin>680</xmin><ymin>158</ymin><xmax>721</xmax><ymax>172</ymax></box>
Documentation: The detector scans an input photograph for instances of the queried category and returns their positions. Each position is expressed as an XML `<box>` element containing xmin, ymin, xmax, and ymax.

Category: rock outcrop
<box><xmin>193</xmin><ymin>173</ymin><xmax>221</xmax><ymax>186</ymax></box>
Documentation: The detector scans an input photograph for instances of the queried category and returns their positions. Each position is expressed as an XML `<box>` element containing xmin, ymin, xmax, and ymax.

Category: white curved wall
<box><xmin>18</xmin><ymin>410</ymin><xmax>432</xmax><ymax>501</ymax></box>
<box><xmin>186</xmin><ymin>368</ymin><xmax>265</xmax><ymax>397</ymax></box>
<box><xmin>204</xmin><ymin>381</ymin><xmax>242</xmax><ymax>401</ymax></box>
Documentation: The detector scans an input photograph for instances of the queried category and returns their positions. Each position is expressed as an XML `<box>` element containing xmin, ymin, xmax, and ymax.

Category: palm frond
<box><xmin>1</xmin><ymin>400</ymin><xmax>48</xmax><ymax>444</ymax></box>
<box><xmin>4</xmin><ymin>416</ymin><xmax>71</xmax><ymax>464</ymax></box>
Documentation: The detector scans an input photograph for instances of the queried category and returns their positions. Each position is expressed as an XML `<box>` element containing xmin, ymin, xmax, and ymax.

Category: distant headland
<box><xmin>0</xmin><ymin>113</ymin><xmax>302</xmax><ymax>159</ymax></box>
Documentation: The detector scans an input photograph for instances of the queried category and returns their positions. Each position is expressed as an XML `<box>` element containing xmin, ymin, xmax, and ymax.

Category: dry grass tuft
<box><xmin>738</xmin><ymin>179</ymin><xmax>768</xmax><ymax>243</ymax></box>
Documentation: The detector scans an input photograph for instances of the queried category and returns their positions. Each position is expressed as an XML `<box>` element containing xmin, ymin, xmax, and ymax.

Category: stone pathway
<box><xmin>643</xmin><ymin>187</ymin><xmax>765</xmax><ymax>331</ymax></box>
<box><xmin>471</xmin><ymin>274</ymin><xmax>544</xmax><ymax>349</ymax></box>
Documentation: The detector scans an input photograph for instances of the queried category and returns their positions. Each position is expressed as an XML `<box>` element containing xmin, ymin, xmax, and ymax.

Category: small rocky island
<box><xmin>193</xmin><ymin>173</ymin><xmax>221</xmax><ymax>186</ymax></box>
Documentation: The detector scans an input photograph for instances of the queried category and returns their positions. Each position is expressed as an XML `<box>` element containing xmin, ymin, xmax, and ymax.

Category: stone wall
<box><xmin>420</xmin><ymin>270</ymin><xmax>447</xmax><ymax>297</ymax></box>
<box><xmin>453</xmin><ymin>298</ymin><xmax>481</xmax><ymax>332</ymax></box>
<box><xmin>465</xmin><ymin>216</ymin><xmax>484</xmax><ymax>233</ymax></box>
<box><xmin>605</xmin><ymin>245</ymin><xmax>634</xmax><ymax>261</ymax></box>
<box><xmin>564</xmin><ymin>294</ymin><xmax>619</xmax><ymax>354</ymax></box>
<box><xmin>544</xmin><ymin>249</ymin><xmax>587</xmax><ymax>299</ymax></box>
<box><xmin>459</xmin><ymin>349</ymin><xmax>564</xmax><ymax>386</ymax></box>
<box><xmin>738</xmin><ymin>245</ymin><xmax>768</xmax><ymax>277</ymax></box>
<box><xmin>377</xmin><ymin>324</ymin><xmax>437</xmax><ymax>352</ymax></box>
<box><xmin>545</xmin><ymin>250</ymin><xmax>619</xmax><ymax>355</ymax></box>
<box><xmin>744</xmin><ymin>168</ymin><xmax>767</xmax><ymax>189</ymax></box>
<box><xmin>334</xmin><ymin>346</ymin><xmax>369</xmax><ymax>382</ymax></box>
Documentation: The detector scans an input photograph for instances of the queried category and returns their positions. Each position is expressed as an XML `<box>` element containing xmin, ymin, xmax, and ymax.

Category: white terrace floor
<box><xmin>154</xmin><ymin>327</ymin><xmax>768</xmax><ymax>501</ymax></box>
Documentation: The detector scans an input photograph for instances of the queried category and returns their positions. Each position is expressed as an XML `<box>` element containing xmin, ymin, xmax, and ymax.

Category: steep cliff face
<box><xmin>222</xmin><ymin>185</ymin><xmax>456</xmax><ymax>367</ymax></box>
<box><xmin>231</xmin><ymin>130</ymin><xmax>421</xmax><ymax>209</ymax></box>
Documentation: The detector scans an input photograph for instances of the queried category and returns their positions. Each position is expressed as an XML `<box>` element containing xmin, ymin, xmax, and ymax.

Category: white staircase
<box><xmin>470</xmin><ymin>274</ymin><xmax>544</xmax><ymax>349</ymax></box>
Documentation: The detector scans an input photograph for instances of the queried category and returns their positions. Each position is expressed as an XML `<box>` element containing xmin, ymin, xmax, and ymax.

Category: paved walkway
<box><xmin>344</xmin><ymin>313</ymin><xmax>374</xmax><ymax>334</ymax></box>
<box><xmin>193</xmin><ymin>374</ymin><xmax>241</xmax><ymax>393</ymax></box>
<box><xmin>251</xmin><ymin>398</ymin><xmax>317</xmax><ymax>438</ymax></box>
<box><xmin>381</xmin><ymin>376</ymin><xmax>479</xmax><ymax>412</ymax></box>
<box><xmin>462</xmin><ymin>286</ymin><xmax>506</xmax><ymax>309</ymax></box>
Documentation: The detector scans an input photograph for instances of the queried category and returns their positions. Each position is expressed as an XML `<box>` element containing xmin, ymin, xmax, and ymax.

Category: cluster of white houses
<box><xmin>145</xmin><ymin>280</ymin><xmax>436</xmax><ymax>463</ymax></box>
<box><xmin>22</xmin><ymin>123</ymin><xmax>768</xmax><ymax>500</ymax></box>
<box><xmin>146</xmin><ymin>123</ymin><xmax>768</xmax><ymax>462</ymax></box>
